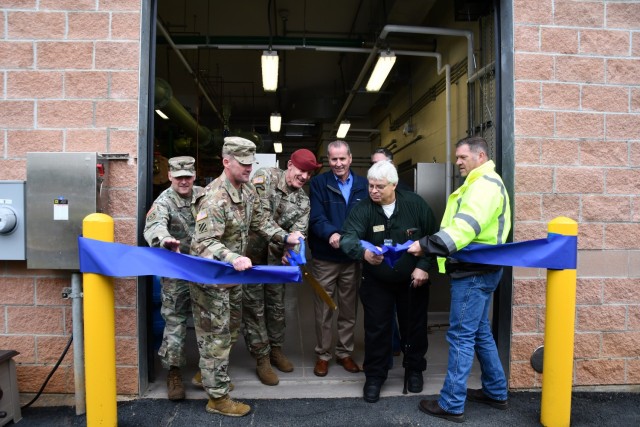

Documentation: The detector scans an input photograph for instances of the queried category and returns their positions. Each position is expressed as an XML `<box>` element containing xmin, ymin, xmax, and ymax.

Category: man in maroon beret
<box><xmin>242</xmin><ymin>148</ymin><xmax>321</xmax><ymax>385</ymax></box>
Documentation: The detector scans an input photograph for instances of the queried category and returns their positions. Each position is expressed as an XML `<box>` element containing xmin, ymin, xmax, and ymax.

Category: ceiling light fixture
<box><xmin>336</xmin><ymin>120</ymin><xmax>351</xmax><ymax>139</ymax></box>
<box><xmin>273</xmin><ymin>141</ymin><xmax>283</xmax><ymax>153</ymax></box>
<box><xmin>155</xmin><ymin>109</ymin><xmax>169</xmax><ymax>120</ymax></box>
<box><xmin>366</xmin><ymin>51</ymin><xmax>396</xmax><ymax>92</ymax></box>
<box><xmin>270</xmin><ymin>112</ymin><xmax>282</xmax><ymax>133</ymax></box>
<box><xmin>261</xmin><ymin>50</ymin><xmax>279</xmax><ymax>92</ymax></box>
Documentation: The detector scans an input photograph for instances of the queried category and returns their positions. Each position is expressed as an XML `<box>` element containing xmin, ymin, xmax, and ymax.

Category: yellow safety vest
<box><xmin>435</xmin><ymin>160</ymin><xmax>511</xmax><ymax>273</ymax></box>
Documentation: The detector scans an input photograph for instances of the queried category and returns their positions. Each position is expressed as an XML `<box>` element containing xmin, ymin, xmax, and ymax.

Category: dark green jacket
<box><xmin>340</xmin><ymin>190</ymin><xmax>437</xmax><ymax>284</ymax></box>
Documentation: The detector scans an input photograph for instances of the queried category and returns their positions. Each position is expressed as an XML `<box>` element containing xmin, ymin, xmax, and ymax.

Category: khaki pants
<box><xmin>311</xmin><ymin>259</ymin><xmax>361</xmax><ymax>360</ymax></box>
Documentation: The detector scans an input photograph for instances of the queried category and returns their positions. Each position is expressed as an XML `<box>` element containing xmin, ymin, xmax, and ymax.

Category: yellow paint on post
<box><xmin>540</xmin><ymin>216</ymin><xmax>578</xmax><ymax>427</ymax></box>
<box><xmin>82</xmin><ymin>213</ymin><xmax>117</xmax><ymax>426</ymax></box>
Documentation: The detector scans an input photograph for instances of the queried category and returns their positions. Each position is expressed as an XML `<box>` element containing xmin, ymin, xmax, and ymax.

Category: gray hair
<box><xmin>327</xmin><ymin>140</ymin><xmax>351</xmax><ymax>156</ymax></box>
<box><xmin>367</xmin><ymin>160</ymin><xmax>398</xmax><ymax>185</ymax></box>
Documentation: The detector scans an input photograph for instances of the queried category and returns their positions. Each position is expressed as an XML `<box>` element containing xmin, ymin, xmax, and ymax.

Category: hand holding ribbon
<box><xmin>359</xmin><ymin>240</ymin><xmax>414</xmax><ymax>268</ymax></box>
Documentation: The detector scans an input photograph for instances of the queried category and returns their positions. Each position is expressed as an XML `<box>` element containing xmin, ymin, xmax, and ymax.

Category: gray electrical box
<box><xmin>26</xmin><ymin>152</ymin><xmax>108</xmax><ymax>270</ymax></box>
<box><xmin>0</xmin><ymin>181</ymin><xmax>26</xmax><ymax>260</ymax></box>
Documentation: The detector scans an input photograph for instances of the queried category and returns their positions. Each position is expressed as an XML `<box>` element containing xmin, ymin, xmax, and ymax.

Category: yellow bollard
<box><xmin>540</xmin><ymin>216</ymin><xmax>578</xmax><ymax>427</ymax></box>
<box><xmin>82</xmin><ymin>213</ymin><xmax>117</xmax><ymax>426</ymax></box>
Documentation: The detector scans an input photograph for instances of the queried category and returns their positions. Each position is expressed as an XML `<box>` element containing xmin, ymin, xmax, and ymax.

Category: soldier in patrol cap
<box><xmin>190</xmin><ymin>136</ymin><xmax>305</xmax><ymax>417</ymax></box>
<box><xmin>243</xmin><ymin>148</ymin><xmax>321</xmax><ymax>386</ymax></box>
<box><xmin>143</xmin><ymin>155</ymin><xmax>205</xmax><ymax>401</ymax></box>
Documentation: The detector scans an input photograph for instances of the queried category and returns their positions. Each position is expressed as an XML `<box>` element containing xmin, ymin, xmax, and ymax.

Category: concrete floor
<box><xmin>143</xmin><ymin>280</ymin><xmax>481</xmax><ymax>401</ymax></box>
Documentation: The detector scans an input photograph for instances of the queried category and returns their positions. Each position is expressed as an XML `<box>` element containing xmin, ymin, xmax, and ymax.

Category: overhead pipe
<box><xmin>384</xmin><ymin>50</ymin><xmax>453</xmax><ymax>198</ymax></box>
<box><xmin>154</xmin><ymin>78</ymin><xmax>215</xmax><ymax>150</ymax></box>
<box><xmin>158</xmin><ymin>23</ymin><xmax>473</xmax><ymax>189</ymax></box>
<box><xmin>156</xmin><ymin>20</ymin><xmax>224</xmax><ymax>124</ymax></box>
<box><xmin>330</xmin><ymin>25</ymin><xmax>474</xmax><ymax>198</ymax></box>
<box><xmin>159</xmin><ymin>35</ymin><xmax>366</xmax><ymax>49</ymax></box>
<box><xmin>377</xmin><ymin>25</ymin><xmax>475</xmax><ymax>161</ymax></box>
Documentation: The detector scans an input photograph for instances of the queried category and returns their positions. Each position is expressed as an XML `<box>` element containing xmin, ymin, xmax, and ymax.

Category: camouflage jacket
<box><xmin>191</xmin><ymin>171</ymin><xmax>289</xmax><ymax>266</ymax></box>
<box><xmin>143</xmin><ymin>186</ymin><xmax>205</xmax><ymax>254</ymax></box>
<box><xmin>245</xmin><ymin>167</ymin><xmax>310</xmax><ymax>265</ymax></box>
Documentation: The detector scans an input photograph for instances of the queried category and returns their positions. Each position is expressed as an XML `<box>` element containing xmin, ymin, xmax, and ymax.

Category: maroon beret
<box><xmin>290</xmin><ymin>149</ymin><xmax>322</xmax><ymax>171</ymax></box>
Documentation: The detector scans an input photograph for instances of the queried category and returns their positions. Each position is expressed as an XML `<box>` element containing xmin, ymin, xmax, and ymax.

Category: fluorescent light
<box><xmin>366</xmin><ymin>51</ymin><xmax>396</xmax><ymax>92</ymax></box>
<box><xmin>273</xmin><ymin>141</ymin><xmax>283</xmax><ymax>153</ymax></box>
<box><xmin>270</xmin><ymin>113</ymin><xmax>282</xmax><ymax>132</ymax></box>
<box><xmin>336</xmin><ymin>120</ymin><xmax>351</xmax><ymax>139</ymax></box>
<box><xmin>261</xmin><ymin>50</ymin><xmax>279</xmax><ymax>92</ymax></box>
<box><xmin>155</xmin><ymin>109</ymin><xmax>169</xmax><ymax>120</ymax></box>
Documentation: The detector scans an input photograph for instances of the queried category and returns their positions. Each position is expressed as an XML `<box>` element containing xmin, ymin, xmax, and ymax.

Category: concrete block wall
<box><xmin>0</xmin><ymin>1</ymin><xmax>142</xmax><ymax>394</ymax></box>
<box><xmin>511</xmin><ymin>0</ymin><xmax>640</xmax><ymax>388</ymax></box>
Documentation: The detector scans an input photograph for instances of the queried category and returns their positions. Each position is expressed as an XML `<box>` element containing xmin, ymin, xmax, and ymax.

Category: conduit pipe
<box><xmin>331</xmin><ymin>25</ymin><xmax>474</xmax><ymax>198</ymax></box>
<box><xmin>385</xmin><ymin>50</ymin><xmax>453</xmax><ymax>198</ymax></box>
<box><xmin>161</xmin><ymin>24</ymin><xmax>473</xmax><ymax>194</ymax></box>
<box><xmin>157</xmin><ymin>21</ymin><xmax>224</xmax><ymax>124</ymax></box>
<box><xmin>155</xmin><ymin>78</ymin><xmax>215</xmax><ymax>150</ymax></box>
<box><xmin>71</xmin><ymin>272</ymin><xmax>86</xmax><ymax>415</ymax></box>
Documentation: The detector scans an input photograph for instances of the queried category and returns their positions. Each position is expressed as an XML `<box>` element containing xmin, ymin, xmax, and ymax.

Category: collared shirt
<box><xmin>335</xmin><ymin>171</ymin><xmax>353</xmax><ymax>204</ymax></box>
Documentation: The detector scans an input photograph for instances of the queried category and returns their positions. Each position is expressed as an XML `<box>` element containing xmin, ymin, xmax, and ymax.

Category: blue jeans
<box><xmin>438</xmin><ymin>270</ymin><xmax>507</xmax><ymax>414</ymax></box>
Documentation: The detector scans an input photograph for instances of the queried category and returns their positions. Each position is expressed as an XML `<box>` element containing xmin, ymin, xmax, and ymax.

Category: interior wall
<box><xmin>376</xmin><ymin>22</ymin><xmax>478</xmax><ymax>166</ymax></box>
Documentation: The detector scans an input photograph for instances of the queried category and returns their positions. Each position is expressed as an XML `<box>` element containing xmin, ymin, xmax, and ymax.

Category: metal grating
<box><xmin>477</xmin><ymin>11</ymin><xmax>496</xmax><ymax>159</ymax></box>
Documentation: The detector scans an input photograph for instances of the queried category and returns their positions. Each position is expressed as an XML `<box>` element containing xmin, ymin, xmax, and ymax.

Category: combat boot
<box><xmin>270</xmin><ymin>347</ymin><xmax>294</xmax><ymax>372</ymax></box>
<box><xmin>256</xmin><ymin>355</ymin><xmax>279</xmax><ymax>385</ymax></box>
<box><xmin>206</xmin><ymin>394</ymin><xmax>250</xmax><ymax>417</ymax></box>
<box><xmin>192</xmin><ymin>370</ymin><xmax>234</xmax><ymax>391</ymax></box>
<box><xmin>167</xmin><ymin>366</ymin><xmax>185</xmax><ymax>401</ymax></box>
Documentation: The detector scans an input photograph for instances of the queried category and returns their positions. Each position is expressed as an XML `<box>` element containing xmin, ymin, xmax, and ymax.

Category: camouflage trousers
<box><xmin>189</xmin><ymin>283</ymin><xmax>242</xmax><ymax>399</ymax></box>
<box><xmin>158</xmin><ymin>278</ymin><xmax>192</xmax><ymax>369</ymax></box>
<box><xmin>242</xmin><ymin>283</ymin><xmax>286</xmax><ymax>358</ymax></box>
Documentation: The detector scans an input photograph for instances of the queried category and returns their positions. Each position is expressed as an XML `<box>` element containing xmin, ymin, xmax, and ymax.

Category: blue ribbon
<box><xmin>78</xmin><ymin>237</ymin><xmax>302</xmax><ymax>284</ymax></box>
<box><xmin>358</xmin><ymin>233</ymin><xmax>577</xmax><ymax>270</ymax></box>
<box><xmin>360</xmin><ymin>240</ymin><xmax>413</xmax><ymax>268</ymax></box>
<box><xmin>452</xmin><ymin>233</ymin><xmax>577</xmax><ymax>270</ymax></box>
<box><xmin>286</xmin><ymin>238</ymin><xmax>307</xmax><ymax>266</ymax></box>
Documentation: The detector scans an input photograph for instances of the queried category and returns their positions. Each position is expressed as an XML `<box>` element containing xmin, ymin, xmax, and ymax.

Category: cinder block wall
<box><xmin>510</xmin><ymin>0</ymin><xmax>640</xmax><ymax>388</ymax></box>
<box><xmin>0</xmin><ymin>1</ymin><xmax>142</xmax><ymax>394</ymax></box>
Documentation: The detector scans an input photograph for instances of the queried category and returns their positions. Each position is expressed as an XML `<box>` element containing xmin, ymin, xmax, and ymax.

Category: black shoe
<box><xmin>407</xmin><ymin>370</ymin><xmax>423</xmax><ymax>393</ymax></box>
<box><xmin>363</xmin><ymin>378</ymin><xmax>384</xmax><ymax>403</ymax></box>
<box><xmin>466</xmin><ymin>388</ymin><xmax>509</xmax><ymax>410</ymax></box>
<box><xmin>418</xmin><ymin>400</ymin><xmax>465</xmax><ymax>423</ymax></box>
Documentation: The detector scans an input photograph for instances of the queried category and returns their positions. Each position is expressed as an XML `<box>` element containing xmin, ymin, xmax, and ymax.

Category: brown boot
<box><xmin>192</xmin><ymin>370</ymin><xmax>234</xmax><ymax>391</ymax></box>
<box><xmin>256</xmin><ymin>355</ymin><xmax>279</xmax><ymax>385</ymax></box>
<box><xmin>270</xmin><ymin>347</ymin><xmax>294</xmax><ymax>372</ymax></box>
<box><xmin>206</xmin><ymin>394</ymin><xmax>250</xmax><ymax>417</ymax></box>
<box><xmin>167</xmin><ymin>366</ymin><xmax>185</xmax><ymax>401</ymax></box>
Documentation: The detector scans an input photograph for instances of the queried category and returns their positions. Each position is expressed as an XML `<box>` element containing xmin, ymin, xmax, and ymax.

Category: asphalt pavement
<box><xmin>17</xmin><ymin>391</ymin><xmax>640</xmax><ymax>426</ymax></box>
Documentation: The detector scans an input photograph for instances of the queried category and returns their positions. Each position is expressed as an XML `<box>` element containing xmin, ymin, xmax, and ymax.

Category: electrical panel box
<box><xmin>0</xmin><ymin>181</ymin><xmax>26</xmax><ymax>260</ymax></box>
<box><xmin>26</xmin><ymin>152</ymin><xmax>108</xmax><ymax>270</ymax></box>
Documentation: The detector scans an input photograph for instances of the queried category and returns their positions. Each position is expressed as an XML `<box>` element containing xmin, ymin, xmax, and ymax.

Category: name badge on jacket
<box><xmin>372</xmin><ymin>225</ymin><xmax>385</xmax><ymax>233</ymax></box>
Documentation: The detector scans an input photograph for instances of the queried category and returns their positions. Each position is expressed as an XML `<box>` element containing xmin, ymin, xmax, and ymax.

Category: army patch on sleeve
<box><xmin>252</xmin><ymin>176</ymin><xmax>265</xmax><ymax>185</ymax></box>
<box><xmin>197</xmin><ymin>220</ymin><xmax>209</xmax><ymax>234</ymax></box>
<box><xmin>146</xmin><ymin>205</ymin><xmax>155</xmax><ymax>218</ymax></box>
<box><xmin>196</xmin><ymin>211</ymin><xmax>208</xmax><ymax>221</ymax></box>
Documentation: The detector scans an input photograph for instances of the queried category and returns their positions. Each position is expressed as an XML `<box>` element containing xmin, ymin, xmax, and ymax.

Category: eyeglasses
<box><xmin>368</xmin><ymin>183</ymin><xmax>390</xmax><ymax>191</ymax></box>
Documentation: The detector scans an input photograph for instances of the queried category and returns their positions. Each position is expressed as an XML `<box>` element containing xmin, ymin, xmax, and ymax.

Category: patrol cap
<box><xmin>290</xmin><ymin>149</ymin><xmax>322</xmax><ymax>171</ymax></box>
<box><xmin>168</xmin><ymin>156</ymin><xmax>196</xmax><ymax>177</ymax></box>
<box><xmin>222</xmin><ymin>136</ymin><xmax>256</xmax><ymax>165</ymax></box>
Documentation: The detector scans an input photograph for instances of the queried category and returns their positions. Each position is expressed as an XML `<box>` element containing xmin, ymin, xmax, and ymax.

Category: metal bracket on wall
<box><xmin>61</xmin><ymin>287</ymin><xmax>83</xmax><ymax>299</ymax></box>
<box><xmin>98</xmin><ymin>153</ymin><xmax>131</xmax><ymax>161</ymax></box>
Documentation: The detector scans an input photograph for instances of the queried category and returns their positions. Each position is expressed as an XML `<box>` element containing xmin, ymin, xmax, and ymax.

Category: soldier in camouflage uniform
<box><xmin>190</xmin><ymin>137</ymin><xmax>304</xmax><ymax>417</ymax></box>
<box><xmin>143</xmin><ymin>156</ymin><xmax>205</xmax><ymax>401</ymax></box>
<box><xmin>244</xmin><ymin>149</ymin><xmax>321</xmax><ymax>386</ymax></box>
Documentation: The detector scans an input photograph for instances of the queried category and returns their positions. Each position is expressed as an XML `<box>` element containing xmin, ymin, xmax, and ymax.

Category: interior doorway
<box><xmin>138</xmin><ymin>0</ymin><xmax>509</xmax><ymax>398</ymax></box>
